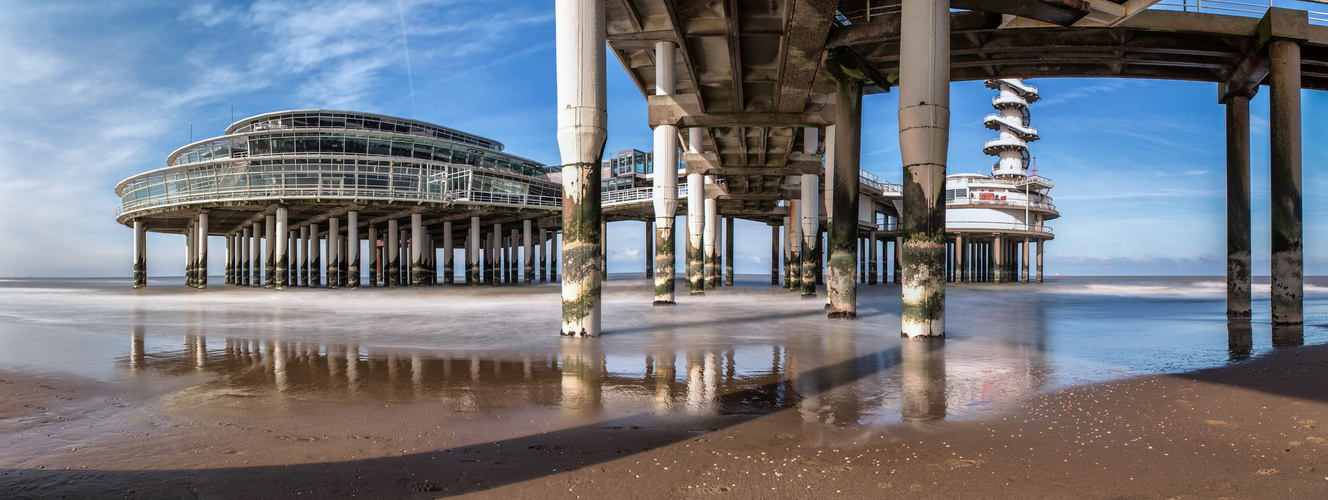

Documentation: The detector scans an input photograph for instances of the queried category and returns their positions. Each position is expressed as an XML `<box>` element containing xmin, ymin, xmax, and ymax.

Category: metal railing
<box><xmin>947</xmin><ymin>198</ymin><xmax>1058</xmax><ymax>212</ymax></box>
<box><xmin>1152</xmin><ymin>0</ymin><xmax>1328</xmax><ymax>24</ymax></box>
<box><xmin>600</xmin><ymin>185</ymin><xmax>690</xmax><ymax>207</ymax></box>
<box><xmin>946</xmin><ymin>220</ymin><xmax>1054</xmax><ymax>235</ymax></box>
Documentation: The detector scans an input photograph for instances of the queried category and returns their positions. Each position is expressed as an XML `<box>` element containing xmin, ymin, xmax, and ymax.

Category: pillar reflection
<box><xmin>1227</xmin><ymin>321</ymin><xmax>1253</xmax><ymax>360</ymax></box>
<box><xmin>901</xmin><ymin>338</ymin><xmax>947</xmax><ymax>422</ymax></box>
<box><xmin>1272</xmin><ymin>324</ymin><xmax>1304</xmax><ymax>349</ymax></box>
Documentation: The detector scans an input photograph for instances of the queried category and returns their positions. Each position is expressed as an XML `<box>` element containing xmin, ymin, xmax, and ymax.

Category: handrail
<box><xmin>946</xmin><ymin>220</ymin><xmax>1054</xmax><ymax>235</ymax></box>
<box><xmin>1152</xmin><ymin>1</ymin><xmax>1328</xmax><ymax>24</ymax></box>
<box><xmin>947</xmin><ymin>199</ymin><xmax>1057</xmax><ymax>212</ymax></box>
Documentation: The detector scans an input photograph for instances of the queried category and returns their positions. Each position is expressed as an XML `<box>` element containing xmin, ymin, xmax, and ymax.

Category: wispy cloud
<box><xmin>1035</xmin><ymin>81</ymin><xmax>1131</xmax><ymax>107</ymax></box>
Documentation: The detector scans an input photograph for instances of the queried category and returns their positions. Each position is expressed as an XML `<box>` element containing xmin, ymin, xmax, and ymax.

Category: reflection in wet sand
<box><xmin>1228</xmin><ymin>321</ymin><xmax>1253</xmax><ymax>360</ymax></box>
<box><xmin>1273</xmin><ymin>324</ymin><xmax>1305</xmax><ymax>348</ymax></box>
<box><xmin>901</xmin><ymin>338</ymin><xmax>947</xmax><ymax>422</ymax></box>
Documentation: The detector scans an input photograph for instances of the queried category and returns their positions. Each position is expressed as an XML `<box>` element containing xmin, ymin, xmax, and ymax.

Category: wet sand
<box><xmin>1</xmin><ymin>276</ymin><xmax>1327</xmax><ymax>498</ymax></box>
<box><xmin>4</xmin><ymin>343</ymin><xmax>1328</xmax><ymax>498</ymax></box>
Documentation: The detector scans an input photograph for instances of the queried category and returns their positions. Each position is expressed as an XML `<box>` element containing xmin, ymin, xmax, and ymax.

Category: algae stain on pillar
<box><xmin>898</xmin><ymin>0</ymin><xmax>949</xmax><ymax>338</ymax></box>
<box><xmin>556</xmin><ymin>0</ymin><xmax>606</xmax><ymax>337</ymax></box>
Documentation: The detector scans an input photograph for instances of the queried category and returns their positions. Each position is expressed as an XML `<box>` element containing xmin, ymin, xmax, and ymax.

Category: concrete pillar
<box><xmin>556</xmin><ymin>0</ymin><xmax>607</xmax><ymax>335</ymax></box>
<box><xmin>251</xmin><ymin>222</ymin><xmax>262</xmax><ymax>287</ymax></box>
<box><xmin>725</xmin><ymin>217</ymin><xmax>735</xmax><ymax>286</ymax></box>
<box><xmin>264</xmin><ymin>214</ymin><xmax>275</xmax><ymax>288</ymax></box>
<box><xmin>511</xmin><ymin>228</ymin><xmax>520</xmax><ymax>283</ymax></box>
<box><xmin>298</xmin><ymin>226</ymin><xmax>308</xmax><ymax>287</ymax></box>
<box><xmin>868</xmin><ymin>232</ymin><xmax>878</xmax><ymax>285</ymax></box>
<box><xmin>386</xmin><ymin>219</ymin><xmax>400</xmax><ymax>287</ymax></box>
<box><xmin>651</xmin><ymin>79</ymin><xmax>678</xmax><ymax>302</ymax></box>
<box><xmin>491</xmin><ymin>223</ymin><xmax>502</xmax><ymax>284</ymax></box>
<box><xmin>364</xmin><ymin>225</ymin><xmax>376</xmax><ymax>287</ymax></box>
<box><xmin>686</xmin><ymin>129</ymin><xmax>705</xmax><ymax>295</ymax></box>
<box><xmin>550</xmin><ymin>232</ymin><xmax>559</xmax><ymax>282</ymax></box>
<box><xmin>442</xmin><ymin>221</ymin><xmax>454</xmax><ymax>285</ymax></box>
<box><xmin>186</xmin><ymin>222</ymin><xmax>195</xmax><ymax>287</ymax></box>
<box><xmin>410</xmin><ymin>213</ymin><xmax>424</xmax><ymax>286</ymax></box>
<box><xmin>327</xmin><ymin>217</ymin><xmax>340</xmax><ymax>288</ymax></box>
<box><xmin>775</xmin><ymin>218</ymin><xmax>786</xmax><ymax>286</ymax></box>
<box><xmin>859</xmin><ymin>237</ymin><xmax>867</xmax><ymax>284</ymax></box>
<box><xmin>1269</xmin><ymin>39</ymin><xmax>1302</xmax><ymax>325</ymax></box>
<box><xmin>827</xmin><ymin>74</ymin><xmax>862</xmax><ymax>319</ymax></box>
<box><xmin>287</xmin><ymin>230</ymin><xmax>296</xmax><ymax>286</ymax></box>
<box><xmin>645</xmin><ymin>220</ymin><xmax>654</xmax><ymax>279</ymax></box>
<box><xmin>346</xmin><ymin>211</ymin><xmax>359</xmax><ymax>289</ymax></box>
<box><xmin>310</xmin><ymin>230</ymin><xmax>322</xmax><ymax>287</ymax></box>
<box><xmin>395</xmin><ymin>229</ymin><xmax>406</xmax><ymax>283</ymax></box>
<box><xmin>788</xmin><ymin>201</ymin><xmax>802</xmax><ymax>292</ymax></box>
<box><xmin>893</xmin><ymin>236</ymin><xmax>903</xmax><ymax>284</ymax></box>
<box><xmin>469</xmin><ymin>217</ymin><xmax>481</xmax><ymax>284</ymax></box>
<box><xmin>992</xmin><ymin>234</ymin><xmax>1004</xmax><ymax>284</ymax></box>
<box><xmin>520</xmin><ymin>221</ymin><xmax>532</xmax><ymax>284</ymax></box>
<box><xmin>703</xmin><ymin>176</ymin><xmax>718</xmax><ymax>290</ymax></box>
<box><xmin>599</xmin><ymin>221</ymin><xmax>607</xmax><ymax>281</ymax></box>
<box><xmin>1021</xmin><ymin>237</ymin><xmax>1030</xmax><ymax>283</ymax></box>
<box><xmin>898</xmin><ymin>0</ymin><xmax>949</xmax><ymax>337</ymax></box>
<box><xmin>1036</xmin><ymin>240</ymin><xmax>1044</xmax><ymax>283</ymax></box>
<box><xmin>771</xmin><ymin>225</ymin><xmax>780</xmax><ymax>286</ymax></box>
<box><xmin>801</xmin><ymin>127</ymin><xmax>820</xmax><ymax>297</ymax></box>
<box><xmin>224</xmin><ymin>235</ymin><xmax>232</xmax><ymax>286</ymax></box>
<box><xmin>133</xmin><ymin>219</ymin><xmax>147</xmax><ymax>288</ymax></box>
<box><xmin>1222</xmin><ymin>90</ymin><xmax>1252</xmax><ymax>317</ymax></box>
<box><xmin>273</xmin><ymin>207</ymin><xmax>287</xmax><ymax>290</ymax></box>
<box><xmin>954</xmin><ymin>235</ymin><xmax>965</xmax><ymax>283</ymax></box>
<box><xmin>540</xmin><ymin>228</ymin><xmax>549</xmax><ymax>283</ymax></box>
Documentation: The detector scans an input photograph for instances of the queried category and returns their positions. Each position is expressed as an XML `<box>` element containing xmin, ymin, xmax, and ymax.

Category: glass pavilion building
<box><xmin>117</xmin><ymin>110</ymin><xmax>566</xmax><ymax>290</ymax></box>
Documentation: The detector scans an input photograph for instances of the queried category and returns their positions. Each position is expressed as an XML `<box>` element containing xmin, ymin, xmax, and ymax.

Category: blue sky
<box><xmin>0</xmin><ymin>0</ymin><xmax>1323</xmax><ymax>277</ymax></box>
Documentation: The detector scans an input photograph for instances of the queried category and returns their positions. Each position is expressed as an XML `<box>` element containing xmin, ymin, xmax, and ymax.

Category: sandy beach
<box><xmin>1</xmin><ymin>276</ymin><xmax>1326</xmax><ymax>498</ymax></box>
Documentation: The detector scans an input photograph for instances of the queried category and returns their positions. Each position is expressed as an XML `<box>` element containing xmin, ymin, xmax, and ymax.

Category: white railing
<box><xmin>947</xmin><ymin>220</ymin><xmax>1054</xmax><ymax>235</ymax></box>
<box><xmin>1152</xmin><ymin>0</ymin><xmax>1328</xmax><ymax>24</ymax></box>
<box><xmin>116</xmin><ymin>164</ymin><xmax>562</xmax><ymax>217</ymax></box>
<box><xmin>601</xmin><ymin>185</ymin><xmax>691</xmax><ymax>207</ymax></box>
<box><xmin>947</xmin><ymin>199</ymin><xmax>1058</xmax><ymax>212</ymax></box>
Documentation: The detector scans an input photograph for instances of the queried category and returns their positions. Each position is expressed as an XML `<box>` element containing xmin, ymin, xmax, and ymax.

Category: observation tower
<box><xmin>942</xmin><ymin>78</ymin><xmax>1058</xmax><ymax>284</ymax></box>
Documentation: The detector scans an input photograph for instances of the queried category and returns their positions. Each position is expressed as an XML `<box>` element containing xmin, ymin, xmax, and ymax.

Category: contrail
<box><xmin>396</xmin><ymin>0</ymin><xmax>416</xmax><ymax>115</ymax></box>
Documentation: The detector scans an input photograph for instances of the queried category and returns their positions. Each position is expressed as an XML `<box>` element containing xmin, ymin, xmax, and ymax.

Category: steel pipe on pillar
<box><xmin>801</xmin><ymin>127</ymin><xmax>819</xmax><ymax>297</ymax></box>
<box><xmin>1269</xmin><ymin>39</ymin><xmax>1302</xmax><ymax>325</ymax></box>
<box><xmin>898</xmin><ymin>0</ymin><xmax>949</xmax><ymax>337</ymax></box>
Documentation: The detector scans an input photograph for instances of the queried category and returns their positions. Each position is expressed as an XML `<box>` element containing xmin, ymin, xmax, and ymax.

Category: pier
<box><xmin>117</xmin><ymin>1</ymin><xmax>1326</xmax><ymax>337</ymax></box>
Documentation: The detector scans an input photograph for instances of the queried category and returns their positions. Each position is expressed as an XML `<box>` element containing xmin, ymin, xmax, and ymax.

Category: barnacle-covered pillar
<box><xmin>196</xmin><ymin>212</ymin><xmax>208</xmax><ymax>288</ymax></box>
<box><xmin>556</xmin><ymin>0</ymin><xmax>607</xmax><ymax>336</ymax></box>
<box><xmin>703</xmin><ymin>176</ymin><xmax>718</xmax><ymax>290</ymax></box>
<box><xmin>686</xmin><ymin>129</ymin><xmax>706</xmax><ymax>295</ymax></box>
<box><xmin>387</xmin><ymin>219</ymin><xmax>400</xmax><ymax>286</ymax></box>
<box><xmin>1269</xmin><ymin>38</ymin><xmax>1302</xmax><ymax>325</ymax></box>
<box><xmin>468</xmin><ymin>216</ymin><xmax>481</xmax><ymax>285</ymax></box>
<box><xmin>411</xmin><ymin>213</ymin><xmax>425</xmax><ymax>286</ymax></box>
<box><xmin>801</xmin><ymin>127</ymin><xmax>820</xmax><ymax>298</ymax></box>
<box><xmin>275</xmin><ymin>207</ymin><xmax>288</xmax><ymax>289</ymax></box>
<box><xmin>327</xmin><ymin>217</ymin><xmax>340</xmax><ymax>288</ymax></box>
<box><xmin>133</xmin><ymin>219</ymin><xmax>147</xmax><ymax>288</ymax></box>
<box><xmin>443</xmin><ymin>221</ymin><xmax>455</xmax><ymax>285</ymax></box>
<box><xmin>347</xmin><ymin>211</ymin><xmax>359</xmax><ymax>288</ymax></box>
<box><xmin>826</xmin><ymin>62</ymin><xmax>862</xmax><ymax>319</ymax></box>
<box><xmin>264</xmin><ymin>214</ymin><xmax>275</xmax><ymax>288</ymax></box>
<box><xmin>898</xmin><ymin>0</ymin><xmax>949</xmax><ymax>337</ymax></box>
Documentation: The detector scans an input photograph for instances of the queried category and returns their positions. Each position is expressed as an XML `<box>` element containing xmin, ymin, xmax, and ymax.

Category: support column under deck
<box><xmin>704</xmin><ymin>176</ymin><xmax>718</xmax><ymax>290</ymax></box>
<box><xmin>387</xmin><ymin>219</ymin><xmax>400</xmax><ymax>286</ymax></box>
<box><xmin>328</xmin><ymin>217</ymin><xmax>340</xmax><ymax>289</ymax></box>
<box><xmin>411</xmin><ymin>214</ymin><xmax>424</xmax><ymax>286</ymax></box>
<box><xmin>827</xmin><ymin>75</ymin><xmax>862</xmax><ymax>319</ymax></box>
<box><xmin>1036</xmin><ymin>240</ymin><xmax>1044</xmax><ymax>283</ymax></box>
<box><xmin>251</xmin><ymin>222</ymin><xmax>262</xmax><ymax>287</ymax></box>
<box><xmin>771</xmin><ymin>225</ymin><xmax>780</xmax><ymax>286</ymax></box>
<box><xmin>133</xmin><ymin>219</ymin><xmax>147</xmax><ymax>288</ymax></box>
<box><xmin>347</xmin><ymin>211</ymin><xmax>359</xmax><ymax>289</ymax></box>
<box><xmin>686</xmin><ymin>129</ymin><xmax>705</xmax><ymax>296</ymax></box>
<box><xmin>469</xmin><ymin>217</ymin><xmax>481</xmax><ymax>285</ymax></box>
<box><xmin>801</xmin><ymin>126</ymin><xmax>819</xmax><ymax>298</ymax></box>
<box><xmin>368</xmin><ymin>225</ymin><xmax>378</xmax><ymax>287</ymax></box>
<box><xmin>197</xmin><ymin>213</ymin><xmax>208</xmax><ymax>288</ymax></box>
<box><xmin>1224</xmin><ymin>90</ymin><xmax>1252</xmax><ymax>317</ymax></box>
<box><xmin>1269</xmin><ymin>39</ymin><xmax>1302</xmax><ymax>325</ymax></box>
<box><xmin>444</xmin><ymin>221</ymin><xmax>454</xmax><ymax>285</ymax></box>
<box><xmin>264</xmin><ymin>214</ymin><xmax>275</xmax><ymax>288</ymax></box>
<box><xmin>725</xmin><ymin>217</ymin><xmax>735</xmax><ymax>286</ymax></box>
<box><xmin>275</xmin><ymin>207</ymin><xmax>288</xmax><ymax>290</ymax></box>
<box><xmin>651</xmin><ymin>40</ymin><xmax>677</xmax><ymax>305</ymax></box>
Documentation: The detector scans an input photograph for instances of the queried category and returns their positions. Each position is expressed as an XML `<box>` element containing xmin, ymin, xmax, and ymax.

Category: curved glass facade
<box><xmin>118</xmin><ymin>110</ymin><xmax>561</xmax><ymax>219</ymax></box>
